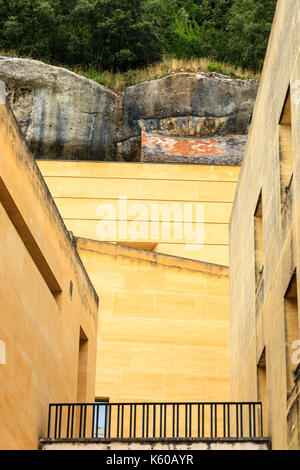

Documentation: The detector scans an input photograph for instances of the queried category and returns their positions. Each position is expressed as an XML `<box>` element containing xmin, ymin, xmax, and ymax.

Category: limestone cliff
<box><xmin>0</xmin><ymin>57</ymin><xmax>117</xmax><ymax>160</ymax></box>
<box><xmin>0</xmin><ymin>57</ymin><xmax>259</xmax><ymax>162</ymax></box>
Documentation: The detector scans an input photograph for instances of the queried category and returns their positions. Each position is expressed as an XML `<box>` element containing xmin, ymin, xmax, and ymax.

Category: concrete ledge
<box><xmin>41</xmin><ymin>437</ymin><xmax>271</xmax><ymax>451</ymax></box>
<box><xmin>41</xmin><ymin>436</ymin><xmax>270</xmax><ymax>444</ymax></box>
<box><xmin>75</xmin><ymin>237</ymin><xmax>229</xmax><ymax>275</ymax></box>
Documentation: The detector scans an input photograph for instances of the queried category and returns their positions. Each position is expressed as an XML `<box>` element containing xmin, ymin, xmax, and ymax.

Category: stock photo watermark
<box><xmin>0</xmin><ymin>340</ymin><xmax>6</xmax><ymax>365</ymax></box>
<box><xmin>291</xmin><ymin>80</ymin><xmax>300</xmax><ymax>105</ymax></box>
<box><xmin>292</xmin><ymin>340</ymin><xmax>300</xmax><ymax>366</ymax></box>
<box><xmin>95</xmin><ymin>197</ymin><xmax>205</xmax><ymax>250</ymax></box>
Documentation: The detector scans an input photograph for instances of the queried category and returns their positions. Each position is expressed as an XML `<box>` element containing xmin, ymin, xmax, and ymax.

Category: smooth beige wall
<box><xmin>0</xmin><ymin>99</ymin><xmax>99</xmax><ymax>449</ymax></box>
<box><xmin>76</xmin><ymin>238</ymin><xmax>230</xmax><ymax>405</ymax></box>
<box><xmin>38</xmin><ymin>161</ymin><xmax>239</xmax><ymax>266</ymax></box>
<box><xmin>229</xmin><ymin>0</ymin><xmax>300</xmax><ymax>450</ymax></box>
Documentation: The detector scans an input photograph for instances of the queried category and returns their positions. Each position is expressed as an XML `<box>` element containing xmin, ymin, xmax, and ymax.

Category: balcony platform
<box><xmin>41</xmin><ymin>436</ymin><xmax>271</xmax><ymax>450</ymax></box>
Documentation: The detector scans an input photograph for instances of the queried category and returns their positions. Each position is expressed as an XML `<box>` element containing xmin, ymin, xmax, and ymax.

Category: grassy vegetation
<box><xmin>72</xmin><ymin>57</ymin><xmax>260</xmax><ymax>92</ymax></box>
<box><xmin>1</xmin><ymin>52</ymin><xmax>259</xmax><ymax>92</ymax></box>
<box><xmin>1</xmin><ymin>51</ymin><xmax>260</xmax><ymax>93</ymax></box>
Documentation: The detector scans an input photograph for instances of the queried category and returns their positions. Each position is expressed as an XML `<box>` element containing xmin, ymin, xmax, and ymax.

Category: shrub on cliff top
<box><xmin>0</xmin><ymin>0</ymin><xmax>277</xmax><ymax>73</ymax></box>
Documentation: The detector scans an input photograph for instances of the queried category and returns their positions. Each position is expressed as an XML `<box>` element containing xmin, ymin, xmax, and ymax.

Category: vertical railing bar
<box><xmin>240</xmin><ymin>404</ymin><xmax>243</xmax><ymax>438</ymax></box>
<box><xmin>71</xmin><ymin>405</ymin><xmax>75</xmax><ymax>438</ymax></box>
<box><xmin>198</xmin><ymin>404</ymin><xmax>200</xmax><ymax>438</ymax></box>
<box><xmin>160</xmin><ymin>404</ymin><xmax>162</xmax><ymax>438</ymax></box>
<box><xmin>202</xmin><ymin>404</ymin><xmax>205</xmax><ymax>438</ymax></box>
<box><xmin>129</xmin><ymin>404</ymin><xmax>132</xmax><ymax>438</ymax></box>
<box><xmin>54</xmin><ymin>405</ymin><xmax>58</xmax><ymax>439</ymax></box>
<box><xmin>253</xmin><ymin>404</ymin><xmax>256</xmax><ymax>438</ymax></box>
<box><xmin>153</xmin><ymin>404</ymin><xmax>156</xmax><ymax>438</ymax></box>
<box><xmin>185</xmin><ymin>404</ymin><xmax>188</xmax><ymax>438</ymax></box>
<box><xmin>146</xmin><ymin>404</ymin><xmax>149</xmax><ymax>438</ymax></box>
<box><xmin>227</xmin><ymin>404</ymin><xmax>230</xmax><ymax>438</ymax></box>
<box><xmin>215</xmin><ymin>404</ymin><xmax>217</xmax><ymax>438</ymax></box>
<box><xmin>133</xmin><ymin>404</ymin><xmax>136</xmax><ymax>438</ymax></box>
<box><xmin>83</xmin><ymin>404</ymin><xmax>87</xmax><ymax>438</ymax></box>
<box><xmin>117</xmin><ymin>405</ymin><xmax>120</xmax><ymax>439</ymax></box>
<box><xmin>164</xmin><ymin>405</ymin><xmax>167</xmax><ymax>438</ymax></box>
<box><xmin>79</xmin><ymin>405</ymin><xmax>83</xmax><ymax>438</ymax></box>
<box><xmin>260</xmin><ymin>403</ymin><xmax>263</xmax><ymax>437</ymax></box>
<box><xmin>210</xmin><ymin>404</ymin><xmax>213</xmax><ymax>438</ymax></box>
<box><xmin>223</xmin><ymin>404</ymin><xmax>226</xmax><ymax>438</ymax></box>
<box><xmin>91</xmin><ymin>404</ymin><xmax>95</xmax><ymax>439</ymax></box>
<box><xmin>92</xmin><ymin>403</ymin><xmax>95</xmax><ymax>437</ymax></box>
<box><xmin>95</xmin><ymin>404</ymin><xmax>99</xmax><ymax>438</ymax></box>
<box><xmin>249</xmin><ymin>404</ymin><xmax>252</xmax><ymax>438</ymax></box>
<box><xmin>236</xmin><ymin>404</ymin><xmax>239</xmax><ymax>438</ymax></box>
<box><xmin>58</xmin><ymin>405</ymin><xmax>62</xmax><ymax>439</ymax></box>
<box><xmin>172</xmin><ymin>404</ymin><xmax>175</xmax><ymax>438</ymax></box>
<box><xmin>108</xmin><ymin>404</ymin><xmax>112</xmax><ymax>439</ymax></box>
<box><xmin>177</xmin><ymin>405</ymin><xmax>179</xmax><ymax>438</ymax></box>
<box><xmin>66</xmin><ymin>405</ymin><xmax>70</xmax><ymax>439</ymax></box>
<box><xmin>189</xmin><ymin>404</ymin><xmax>192</xmax><ymax>438</ymax></box>
<box><xmin>142</xmin><ymin>405</ymin><xmax>145</xmax><ymax>439</ymax></box>
<box><xmin>104</xmin><ymin>404</ymin><xmax>107</xmax><ymax>438</ymax></box>
<box><xmin>121</xmin><ymin>405</ymin><xmax>124</xmax><ymax>438</ymax></box>
<box><xmin>47</xmin><ymin>405</ymin><xmax>52</xmax><ymax>438</ymax></box>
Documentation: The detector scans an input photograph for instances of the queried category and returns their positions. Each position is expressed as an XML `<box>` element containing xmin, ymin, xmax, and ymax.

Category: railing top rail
<box><xmin>49</xmin><ymin>401</ymin><xmax>263</xmax><ymax>406</ymax></box>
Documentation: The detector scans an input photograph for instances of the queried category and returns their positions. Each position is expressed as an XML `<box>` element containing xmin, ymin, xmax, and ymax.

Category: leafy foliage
<box><xmin>227</xmin><ymin>0</ymin><xmax>277</xmax><ymax>71</ymax></box>
<box><xmin>0</xmin><ymin>0</ymin><xmax>277</xmax><ymax>73</ymax></box>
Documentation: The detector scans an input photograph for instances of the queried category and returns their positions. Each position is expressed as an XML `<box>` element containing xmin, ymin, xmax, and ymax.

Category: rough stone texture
<box><xmin>41</xmin><ymin>438</ymin><xmax>270</xmax><ymax>451</ymax></box>
<box><xmin>0</xmin><ymin>57</ymin><xmax>117</xmax><ymax>160</ymax></box>
<box><xmin>141</xmin><ymin>132</ymin><xmax>247</xmax><ymax>165</ymax></box>
<box><xmin>0</xmin><ymin>58</ymin><xmax>259</xmax><ymax>161</ymax></box>
<box><xmin>118</xmin><ymin>72</ymin><xmax>258</xmax><ymax>160</ymax></box>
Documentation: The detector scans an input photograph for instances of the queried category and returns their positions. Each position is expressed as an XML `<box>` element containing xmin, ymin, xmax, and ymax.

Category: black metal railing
<box><xmin>47</xmin><ymin>402</ymin><xmax>264</xmax><ymax>440</ymax></box>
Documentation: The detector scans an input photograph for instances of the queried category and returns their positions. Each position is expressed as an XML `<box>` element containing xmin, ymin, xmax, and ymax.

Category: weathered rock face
<box><xmin>141</xmin><ymin>133</ymin><xmax>247</xmax><ymax>165</ymax></box>
<box><xmin>0</xmin><ymin>57</ymin><xmax>117</xmax><ymax>160</ymax></box>
<box><xmin>0</xmin><ymin>57</ymin><xmax>259</xmax><ymax>162</ymax></box>
<box><xmin>118</xmin><ymin>73</ymin><xmax>258</xmax><ymax>160</ymax></box>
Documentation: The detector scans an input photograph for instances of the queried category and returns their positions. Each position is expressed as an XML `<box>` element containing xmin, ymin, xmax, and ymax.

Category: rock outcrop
<box><xmin>0</xmin><ymin>57</ymin><xmax>259</xmax><ymax>162</ymax></box>
<box><xmin>0</xmin><ymin>57</ymin><xmax>117</xmax><ymax>160</ymax></box>
<box><xmin>118</xmin><ymin>73</ymin><xmax>258</xmax><ymax>161</ymax></box>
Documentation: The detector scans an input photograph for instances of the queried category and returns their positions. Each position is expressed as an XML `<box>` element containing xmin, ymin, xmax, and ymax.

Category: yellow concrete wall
<box><xmin>38</xmin><ymin>161</ymin><xmax>239</xmax><ymax>266</ymax></box>
<box><xmin>229</xmin><ymin>0</ymin><xmax>300</xmax><ymax>450</ymax></box>
<box><xmin>0</xmin><ymin>98</ymin><xmax>99</xmax><ymax>449</ymax></box>
<box><xmin>76</xmin><ymin>238</ymin><xmax>230</xmax><ymax>406</ymax></box>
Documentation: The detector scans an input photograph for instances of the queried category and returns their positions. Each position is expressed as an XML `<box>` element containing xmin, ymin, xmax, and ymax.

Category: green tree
<box><xmin>0</xmin><ymin>0</ymin><xmax>278</xmax><ymax>73</ymax></box>
<box><xmin>0</xmin><ymin>0</ymin><xmax>62</xmax><ymax>60</ymax></box>
<box><xmin>227</xmin><ymin>0</ymin><xmax>277</xmax><ymax>71</ymax></box>
<box><xmin>163</xmin><ymin>0</ymin><xmax>233</xmax><ymax>61</ymax></box>
<box><xmin>149</xmin><ymin>0</ymin><xmax>276</xmax><ymax>71</ymax></box>
<box><xmin>65</xmin><ymin>0</ymin><xmax>95</xmax><ymax>64</ymax></box>
<box><xmin>90</xmin><ymin>0</ymin><xmax>162</xmax><ymax>70</ymax></box>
